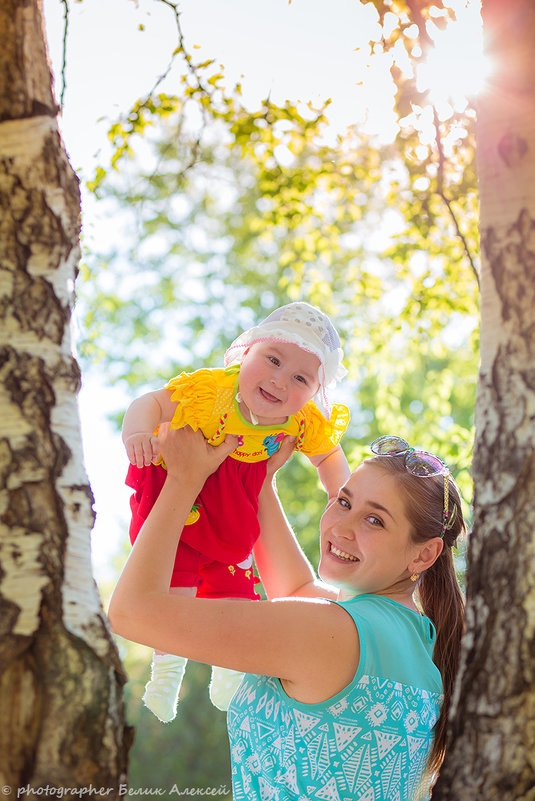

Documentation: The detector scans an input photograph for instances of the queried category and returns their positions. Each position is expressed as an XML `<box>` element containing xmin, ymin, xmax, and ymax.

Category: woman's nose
<box><xmin>331</xmin><ymin>519</ymin><xmax>354</xmax><ymax>540</ymax></box>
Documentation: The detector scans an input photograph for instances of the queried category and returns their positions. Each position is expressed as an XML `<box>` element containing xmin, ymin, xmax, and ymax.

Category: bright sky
<box><xmin>42</xmin><ymin>0</ymin><xmax>483</xmax><ymax>585</ymax></box>
<box><xmin>43</xmin><ymin>0</ymin><xmax>394</xmax><ymax>175</ymax></box>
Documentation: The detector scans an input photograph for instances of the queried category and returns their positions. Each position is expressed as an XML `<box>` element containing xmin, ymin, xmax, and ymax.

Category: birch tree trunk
<box><xmin>0</xmin><ymin>0</ymin><xmax>131</xmax><ymax>795</ymax></box>
<box><xmin>433</xmin><ymin>0</ymin><xmax>535</xmax><ymax>797</ymax></box>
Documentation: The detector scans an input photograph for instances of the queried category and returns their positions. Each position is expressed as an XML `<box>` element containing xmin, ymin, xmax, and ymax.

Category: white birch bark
<box><xmin>433</xmin><ymin>1</ymin><xmax>535</xmax><ymax>797</ymax></box>
<box><xmin>0</xmin><ymin>0</ymin><xmax>131</xmax><ymax>793</ymax></box>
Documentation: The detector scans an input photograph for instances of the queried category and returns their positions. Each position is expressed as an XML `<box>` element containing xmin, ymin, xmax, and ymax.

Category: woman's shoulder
<box><xmin>337</xmin><ymin>594</ymin><xmax>442</xmax><ymax>694</ymax></box>
<box><xmin>338</xmin><ymin>593</ymin><xmax>431</xmax><ymax>633</ymax></box>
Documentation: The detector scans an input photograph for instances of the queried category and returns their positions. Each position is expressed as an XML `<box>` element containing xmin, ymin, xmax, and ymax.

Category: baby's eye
<box><xmin>268</xmin><ymin>356</ymin><xmax>280</xmax><ymax>366</ymax></box>
<box><xmin>295</xmin><ymin>375</ymin><xmax>307</xmax><ymax>384</ymax></box>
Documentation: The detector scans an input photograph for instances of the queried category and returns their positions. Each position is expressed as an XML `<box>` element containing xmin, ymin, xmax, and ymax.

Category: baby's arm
<box><xmin>308</xmin><ymin>444</ymin><xmax>351</xmax><ymax>499</ymax></box>
<box><xmin>122</xmin><ymin>388</ymin><xmax>177</xmax><ymax>468</ymax></box>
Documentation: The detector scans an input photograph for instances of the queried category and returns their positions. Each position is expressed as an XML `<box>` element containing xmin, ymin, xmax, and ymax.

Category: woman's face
<box><xmin>319</xmin><ymin>462</ymin><xmax>422</xmax><ymax>600</ymax></box>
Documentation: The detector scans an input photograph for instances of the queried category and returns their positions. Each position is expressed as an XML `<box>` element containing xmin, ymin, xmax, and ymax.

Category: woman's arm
<box><xmin>108</xmin><ymin>425</ymin><xmax>357</xmax><ymax>704</ymax></box>
<box><xmin>308</xmin><ymin>443</ymin><xmax>351</xmax><ymax>499</ymax></box>
<box><xmin>254</xmin><ymin>468</ymin><xmax>338</xmax><ymax>601</ymax></box>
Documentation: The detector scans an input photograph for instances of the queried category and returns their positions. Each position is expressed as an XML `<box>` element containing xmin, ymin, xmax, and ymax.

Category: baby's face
<box><xmin>238</xmin><ymin>341</ymin><xmax>321</xmax><ymax>425</ymax></box>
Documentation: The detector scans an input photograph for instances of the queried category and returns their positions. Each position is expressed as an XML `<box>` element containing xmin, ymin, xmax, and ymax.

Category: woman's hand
<box><xmin>158</xmin><ymin>423</ymin><xmax>239</xmax><ymax>486</ymax></box>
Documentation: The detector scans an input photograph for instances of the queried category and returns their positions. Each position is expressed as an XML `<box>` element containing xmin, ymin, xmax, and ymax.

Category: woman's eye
<box><xmin>367</xmin><ymin>515</ymin><xmax>384</xmax><ymax>527</ymax></box>
<box><xmin>337</xmin><ymin>496</ymin><xmax>351</xmax><ymax>510</ymax></box>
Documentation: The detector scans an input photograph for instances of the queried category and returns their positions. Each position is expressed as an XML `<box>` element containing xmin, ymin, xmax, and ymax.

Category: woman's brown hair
<box><xmin>366</xmin><ymin>454</ymin><xmax>466</xmax><ymax>773</ymax></box>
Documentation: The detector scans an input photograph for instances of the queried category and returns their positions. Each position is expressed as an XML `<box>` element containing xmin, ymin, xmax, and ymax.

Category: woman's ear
<box><xmin>409</xmin><ymin>537</ymin><xmax>444</xmax><ymax>575</ymax></box>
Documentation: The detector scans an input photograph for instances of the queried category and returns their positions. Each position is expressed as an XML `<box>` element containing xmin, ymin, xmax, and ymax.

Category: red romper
<box><xmin>127</xmin><ymin>366</ymin><xmax>350</xmax><ymax>599</ymax></box>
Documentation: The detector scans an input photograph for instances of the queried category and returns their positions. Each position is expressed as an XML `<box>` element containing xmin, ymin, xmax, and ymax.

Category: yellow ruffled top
<box><xmin>165</xmin><ymin>366</ymin><xmax>350</xmax><ymax>463</ymax></box>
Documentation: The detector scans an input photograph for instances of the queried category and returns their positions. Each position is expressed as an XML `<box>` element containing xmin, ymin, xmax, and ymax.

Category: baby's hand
<box><xmin>124</xmin><ymin>432</ymin><xmax>160</xmax><ymax>468</ymax></box>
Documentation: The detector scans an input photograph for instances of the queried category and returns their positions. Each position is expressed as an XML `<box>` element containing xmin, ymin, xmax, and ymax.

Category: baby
<box><xmin>122</xmin><ymin>302</ymin><xmax>350</xmax><ymax>721</ymax></box>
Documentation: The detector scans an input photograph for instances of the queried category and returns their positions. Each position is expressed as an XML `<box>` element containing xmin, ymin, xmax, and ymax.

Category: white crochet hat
<box><xmin>224</xmin><ymin>302</ymin><xmax>347</xmax><ymax>418</ymax></box>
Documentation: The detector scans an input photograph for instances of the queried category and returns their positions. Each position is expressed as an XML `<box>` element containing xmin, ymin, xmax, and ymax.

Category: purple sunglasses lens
<box><xmin>371</xmin><ymin>436</ymin><xmax>410</xmax><ymax>455</ymax></box>
<box><xmin>405</xmin><ymin>451</ymin><xmax>446</xmax><ymax>477</ymax></box>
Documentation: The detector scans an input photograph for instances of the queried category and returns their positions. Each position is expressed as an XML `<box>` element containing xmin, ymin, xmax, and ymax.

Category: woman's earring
<box><xmin>410</xmin><ymin>573</ymin><xmax>419</xmax><ymax>582</ymax></box>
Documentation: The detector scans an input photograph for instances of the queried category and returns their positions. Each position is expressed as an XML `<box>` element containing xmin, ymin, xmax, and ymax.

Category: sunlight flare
<box><xmin>417</xmin><ymin>3</ymin><xmax>491</xmax><ymax>111</ymax></box>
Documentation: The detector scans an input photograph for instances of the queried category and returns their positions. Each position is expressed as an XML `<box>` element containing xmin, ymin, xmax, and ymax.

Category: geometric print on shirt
<box><xmin>227</xmin><ymin>673</ymin><xmax>442</xmax><ymax>801</ymax></box>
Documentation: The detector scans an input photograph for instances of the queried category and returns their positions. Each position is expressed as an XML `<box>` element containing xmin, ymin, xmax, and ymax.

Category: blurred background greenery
<box><xmin>70</xmin><ymin>0</ymin><xmax>481</xmax><ymax>790</ymax></box>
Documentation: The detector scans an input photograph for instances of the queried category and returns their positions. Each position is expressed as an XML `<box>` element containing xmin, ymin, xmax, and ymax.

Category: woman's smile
<box><xmin>329</xmin><ymin>542</ymin><xmax>360</xmax><ymax>563</ymax></box>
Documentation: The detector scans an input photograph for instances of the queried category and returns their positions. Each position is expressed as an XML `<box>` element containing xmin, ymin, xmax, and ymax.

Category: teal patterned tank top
<box><xmin>227</xmin><ymin>594</ymin><xmax>443</xmax><ymax>800</ymax></box>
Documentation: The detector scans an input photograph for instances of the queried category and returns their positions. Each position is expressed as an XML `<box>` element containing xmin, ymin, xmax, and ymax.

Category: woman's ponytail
<box><xmin>419</xmin><ymin>540</ymin><xmax>465</xmax><ymax>771</ymax></box>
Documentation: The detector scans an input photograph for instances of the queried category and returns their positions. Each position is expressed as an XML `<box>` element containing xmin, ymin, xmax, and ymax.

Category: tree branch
<box><xmin>59</xmin><ymin>0</ymin><xmax>69</xmax><ymax>109</ymax></box>
<box><xmin>433</xmin><ymin>108</ymin><xmax>480</xmax><ymax>289</ymax></box>
<box><xmin>405</xmin><ymin>0</ymin><xmax>434</xmax><ymax>49</ymax></box>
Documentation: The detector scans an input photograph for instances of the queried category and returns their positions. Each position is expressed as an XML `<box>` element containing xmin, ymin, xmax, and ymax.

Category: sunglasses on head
<box><xmin>370</xmin><ymin>435</ymin><xmax>456</xmax><ymax>538</ymax></box>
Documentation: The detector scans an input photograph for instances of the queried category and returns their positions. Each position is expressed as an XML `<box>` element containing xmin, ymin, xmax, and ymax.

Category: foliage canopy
<box><xmin>80</xmin><ymin>0</ymin><xmax>479</xmax><ymax>501</ymax></box>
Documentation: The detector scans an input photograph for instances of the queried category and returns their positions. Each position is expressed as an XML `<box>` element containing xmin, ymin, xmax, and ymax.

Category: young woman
<box><xmin>109</xmin><ymin>427</ymin><xmax>465</xmax><ymax>800</ymax></box>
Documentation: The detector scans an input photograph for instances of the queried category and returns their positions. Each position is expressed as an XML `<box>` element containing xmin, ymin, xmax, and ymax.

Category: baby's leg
<box><xmin>209</xmin><ymin>610</ymin><xmax>249</xmax><ymax>711</ymax></box>
<box><xmin>202</xmin><ymin>555</ymin><xmax>260</xmax><ymax>711</ymax></box>
<box><xmin>143</xmin><ymin>586</ymin><xmax>196</xmax><ymax>723</ymax></box>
